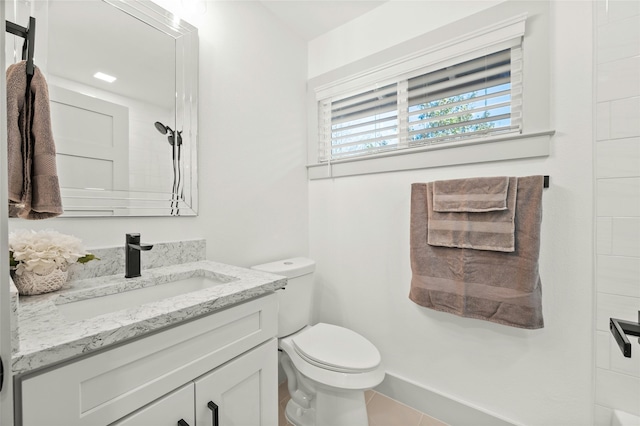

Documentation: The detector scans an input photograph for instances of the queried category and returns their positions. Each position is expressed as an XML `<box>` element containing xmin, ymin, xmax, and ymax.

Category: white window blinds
<box><xmin>318</xmin><ymin>45</ymin><xmax>523</xmax><ymax>162</ymax></box>
<box><xmin>318</xmin><ymin>83</ymin><xmax>400</xmax><ymax>160</ymax></box>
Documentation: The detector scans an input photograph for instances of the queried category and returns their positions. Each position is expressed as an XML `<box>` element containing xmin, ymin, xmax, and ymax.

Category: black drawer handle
<box><xmin>208</xmin><ymin>401</ymin><xmax>219</xmax><ymax>426</ymax></box>
<box><xmin>177</xmin><ymin>420</ymin><xmax>190</xmax><ymax>426</ymax></box>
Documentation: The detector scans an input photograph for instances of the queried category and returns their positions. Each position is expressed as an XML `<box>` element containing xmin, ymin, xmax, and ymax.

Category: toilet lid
<box><xmin>292</xmin><ymin>323</ymin><xmax>381</xmax><ymax>373</ymax></box>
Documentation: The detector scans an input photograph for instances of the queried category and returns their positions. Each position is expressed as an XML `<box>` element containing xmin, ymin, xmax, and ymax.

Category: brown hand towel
<box><xmin>410</xmin><ymin>175</ymin><xmax>544</xmax><ymax>329</ymax></box>
<box><xmin>6</xmin><ymin>61</ymin><xmax>63</xmax><ymax>219</ymax></box>
<box><xmin>427</xmin><ymin>177</ymin><xmax>517</xmax><ymax>252</ymax></box>
<box><xmin>6</xmin><ymin>62</ymin><xmax>27</xmax><ymax>206</ymax></box>
<box><xmin>433</xmin><ymin>176</ymin><xmax>509</xmax><ymax>212</ymax></box>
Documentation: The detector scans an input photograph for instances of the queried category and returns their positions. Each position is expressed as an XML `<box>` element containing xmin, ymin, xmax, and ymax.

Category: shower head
<box><xmin>154</xmin><ymin>121</ymin><xmax>169</xmax><ymax>135</ymax></box>
<box><xmin>154</xmin><ymin>121</ymin><xmax>181</xmax><ymax>146</ymax></box>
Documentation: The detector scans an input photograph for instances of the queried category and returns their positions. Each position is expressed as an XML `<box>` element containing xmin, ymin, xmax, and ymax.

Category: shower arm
<box><xmin>610</xmin><ymin>311</ymin><xmax>640</xmax><ymax>358</ymax></box>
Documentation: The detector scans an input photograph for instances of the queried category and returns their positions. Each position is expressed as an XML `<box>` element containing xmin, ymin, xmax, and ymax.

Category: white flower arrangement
<box><xmin>9</xmin><ymin>229</ymin><xmax>98</xmax><ymax>276</ymax></box>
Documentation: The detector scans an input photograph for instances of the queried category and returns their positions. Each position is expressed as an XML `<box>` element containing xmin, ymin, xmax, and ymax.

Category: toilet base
<box><xmin>285</xmin><ymin>399</ymin><xmax>315</xmax><ymax>426</ymax></box>
<box><xmin>285</xmin><ymin>387</ymin><xmax>368</xmax><ymax>426</ymax></box>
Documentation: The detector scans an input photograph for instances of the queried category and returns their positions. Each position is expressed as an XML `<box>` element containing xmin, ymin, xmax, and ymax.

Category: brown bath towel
<box><xmin>410</xmin><ymin>175</ymin><xmax>544</xmax><ymax>329</ymax></box>
<box><xmin>433</xmin><ymin>176</ymin><xmax>509</xmax><ymax>212</ymax></box>
<box><xmin>428</xmin><ymin>177</ymin><xmax>517</xmax><ymax>252</ymax></box>
<box><xmin>6</xmin><ymin>61</ymin><xmax>63</xmax><ymax>219</ymax></box>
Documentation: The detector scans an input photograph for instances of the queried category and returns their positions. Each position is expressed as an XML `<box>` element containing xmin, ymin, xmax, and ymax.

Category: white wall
<box><xmin>308</xmin><ymin>0</ymin><xmax>505</xmax><ymax>79</ymax></box>
<box><xmin>593</xmin><ymin>0</ymin><xmax>640</xmax><ymax>423</ymax></box>
<box><xmin>308</xmin><ymin>1</ymin><xmax>594</xmax><ymax>424</ymax></box>
<box><xmin>7</xmin><ymin>0</ymin><xmax>309</xmax><ymax>269</ymax></box>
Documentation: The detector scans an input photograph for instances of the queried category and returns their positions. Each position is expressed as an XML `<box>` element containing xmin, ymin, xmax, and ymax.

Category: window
<box><xmin>309</xmin><ymin>11</ymin><xmax>553</xmax><ymax>180</ymax></box>
<box><xmin>317</xmin><ymin>46</ymin><xmax>523</xmax><ymax>162</ymax></box>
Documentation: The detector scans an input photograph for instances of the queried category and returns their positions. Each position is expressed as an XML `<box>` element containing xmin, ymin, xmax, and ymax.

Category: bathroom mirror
<box><xmin>12</xmin><ymin>0</ymin><xmax>198</xmax><ymax>216</ymax></box>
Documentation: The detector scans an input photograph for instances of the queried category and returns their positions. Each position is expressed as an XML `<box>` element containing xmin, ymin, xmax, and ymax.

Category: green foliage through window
<box><xmin>411</xmin><ymin>93</ymin><xmax>495</xmax><ymax>141</ymax></box>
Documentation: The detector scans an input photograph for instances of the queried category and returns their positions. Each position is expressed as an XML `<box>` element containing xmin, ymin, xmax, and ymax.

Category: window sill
<box><xmin>307</xmin><ymin>130</ymin><xmax>554</xmax><ymax>180</ymax></box>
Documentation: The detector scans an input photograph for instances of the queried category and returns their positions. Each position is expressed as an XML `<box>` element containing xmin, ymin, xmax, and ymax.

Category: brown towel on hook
<box><xmin>6</xmin><ymin>61</ymin><xmax>63</xmax><ymax>219</ymax></box>
<box><xmin>433</xmin><ymin>176</ymin><xmax>509</xmax><ymax>212</ymax></box>
<box><xmin>410</xmin><ymin>175</ymin><xmax>544</xmax><ymax>329</ymax></box>
<box><xmin>428</xmin><ymin>177</ymin><xmax>517</xmax><ymax>252</ymax></box>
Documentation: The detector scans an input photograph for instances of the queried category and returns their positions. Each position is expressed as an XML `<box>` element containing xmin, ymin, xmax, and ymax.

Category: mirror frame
<box><xmin>59</xmin><ymin>0</ymin><xmax>198</xmax><ymax>217</ymax></box>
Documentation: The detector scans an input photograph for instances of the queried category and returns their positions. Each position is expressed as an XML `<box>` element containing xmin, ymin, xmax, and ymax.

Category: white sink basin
<box><xmin>56</xmin><ymin>275</ymin><xmax>226</xmax><ymax>321</ymax></box>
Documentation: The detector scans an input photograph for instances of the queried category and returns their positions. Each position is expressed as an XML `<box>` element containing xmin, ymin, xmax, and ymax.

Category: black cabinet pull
<box><xmin>207</xmin><ymin>401</ymin><xmax>219</xmax><ymax>426</ymax></box>
<box><xmin>177</xmin><ymin>420</ymin><xmax>190</xmax><ymax>426</ymax></box>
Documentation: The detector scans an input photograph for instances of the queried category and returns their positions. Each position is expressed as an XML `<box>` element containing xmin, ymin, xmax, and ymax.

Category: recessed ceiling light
<box><xmin>94</xmin><ymin>72</ymin><xmax>116</xmax><ymax>83</ymax></box>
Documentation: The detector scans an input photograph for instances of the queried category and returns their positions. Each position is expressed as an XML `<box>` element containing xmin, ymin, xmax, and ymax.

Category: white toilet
<box><xmin>252</xmin><ymin>257</ymin><xmax>385</xmax><ymax>426</ymax></box>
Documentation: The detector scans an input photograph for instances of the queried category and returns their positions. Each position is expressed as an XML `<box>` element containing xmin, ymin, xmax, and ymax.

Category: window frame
<box><xmin>307</xmin><ymin>9</ymin><xmax>553</xmax><ymax>180</ymax></box>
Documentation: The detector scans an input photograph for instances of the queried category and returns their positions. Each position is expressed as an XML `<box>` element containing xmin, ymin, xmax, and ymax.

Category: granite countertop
<box><xmin>12</xmin><ymin>260</ymin><xmax>286</xmax><ymax>376</ymax></box>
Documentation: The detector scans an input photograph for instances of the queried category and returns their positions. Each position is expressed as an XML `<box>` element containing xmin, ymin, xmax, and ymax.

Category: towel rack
<box><xmin>610</xmin><ymin>311</ymin><xmax>640</xmax><ymax>358</ymax></box>
<box><xmin>5</xmin><ymin>16</ymin><xmax>36</xmax><ymax>76</ymax></box>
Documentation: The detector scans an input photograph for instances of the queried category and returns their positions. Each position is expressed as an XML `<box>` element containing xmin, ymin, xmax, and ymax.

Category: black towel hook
<box><xmin>6</xmin><ymin>16</ymin><xmax>36</xmax><ymax>76</ymax></box>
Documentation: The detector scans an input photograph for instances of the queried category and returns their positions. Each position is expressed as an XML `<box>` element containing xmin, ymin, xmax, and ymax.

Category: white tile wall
<box><xmin>597</xmin><ymin>15</ymin><xmax>640</xmax><ymax>64</ymax></box>
<box><xmin>596</xmin><ymin>328</ymin><xmax>640</xmax><ymax>380</ymax></box>
<box><xmin>596</xmin><ymin>293</ymin><xmax>640</xmax><ymax>332</ymax></box>
<box><xmin>610</xmin><ymin>338</ymin><xmax>640</xmax><ymax>378</ymax></box>
<box><xmin>597</xmin><ymin>217</ymin><xmax>613</xmax><ymax>255</ymax></box>
<box><xmin>594</xmin><ymin>0</ymin><xmax>640</xmax><ymax>417</ymax></box>
<box><xmin>611</xmin><ymin>218</ymin><xmax>640</xmax><ymax>257</ymax></box>
<box><xmin>594</xmin><ymin>404</ymin><xmax>613</xmax><ymax>426</ymax></box>
<box><xmin>597</xmin><ymin>56</ymin><xmax>640</xmax><ymax>102</ymax></box>
<box><xmin>596</xmin><ymin>1</ymin><xmax>640</xmax><ymax>27</ymax></box>
<box><xmin>596</xmin><ymin>138</ymin><xmax>640</xmax><ymax>178</ymax></box>
<box><xmin>611</xmin><ymin>97</ymin><xmax>640</xmax><ymax>140</ymax></box>
<box><xmin>595</xmin><ymin>369</ymin><xmax>640</xmax><ymax>416</ymax></box>
<box><xmin>597</xmin><ymin>178</ymin><xmax>640</xmax><ymax>216</ymax></box>
<box><xmin>597</xmin><ymin>255</ymin><xmax>640</xmax><ymax>298</ymax></box>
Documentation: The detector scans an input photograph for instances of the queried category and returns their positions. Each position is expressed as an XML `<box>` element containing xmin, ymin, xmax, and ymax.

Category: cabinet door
<box><xmin>111</xmin><ymin>383</ymin><xmax>195</xmax><ymax>426</ymax></box>
<box><xmin>195</xmin><ymin>339</ymin><xmax>278</xmax><ymax>426</ymax></box>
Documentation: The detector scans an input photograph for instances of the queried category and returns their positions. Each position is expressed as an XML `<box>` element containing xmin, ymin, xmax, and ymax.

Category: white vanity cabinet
<box><xmin>18</xmin><ymin>294</ymin><xmax>279</xmax><ymax>426</ymax></box>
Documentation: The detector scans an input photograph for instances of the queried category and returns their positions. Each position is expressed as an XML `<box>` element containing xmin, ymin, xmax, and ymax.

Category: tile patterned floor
<box><xmin>278</xmin><ymin>381</ymin><xmax>449</xmax><ymax>426</ymax></box>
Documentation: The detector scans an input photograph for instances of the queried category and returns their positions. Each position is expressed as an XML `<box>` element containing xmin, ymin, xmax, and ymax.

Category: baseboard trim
<box><xmin>375</xmin><ymin>372</ymin><xmax>522</xmax><ymax>426</ymax></box>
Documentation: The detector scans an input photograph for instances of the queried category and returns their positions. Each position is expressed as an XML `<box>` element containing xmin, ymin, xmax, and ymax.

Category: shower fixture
<box><xmin>154</xmin><ymin>121</ymin><xmax>182</xmax><ymax>147</ymax></box>
<box><xmin>154</xmin><ymin>121</ymin><xmax>183</xmax><ymax>215</ymax></box>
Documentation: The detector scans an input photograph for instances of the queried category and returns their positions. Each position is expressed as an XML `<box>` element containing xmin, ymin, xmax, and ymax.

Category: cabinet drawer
<box><xmin>20</xmin><ymin>293</ymin><xmax>277</xmax><ymax>426</ymax></box>
<box><xmin>111</xmin><ymin>384</ymin><xmax>195</xmax><ymax>426</ymax></box>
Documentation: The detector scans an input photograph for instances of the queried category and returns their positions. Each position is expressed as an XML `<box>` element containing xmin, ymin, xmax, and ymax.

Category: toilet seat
<box><xmin>279</xmin><ymin>323</ymin><xmax>385</xmax><ymax>391</ymax></box>
<box><xmin>292</xmin><ymin>323</ymin><xmax>381</xmax><ymax>373</ymax></box>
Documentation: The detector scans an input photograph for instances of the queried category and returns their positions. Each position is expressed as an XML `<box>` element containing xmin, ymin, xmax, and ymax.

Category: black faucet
<box><xmin>125</xmin><ymin>233</ymin><xmax>154</xmax><ymax>278</ymax></box>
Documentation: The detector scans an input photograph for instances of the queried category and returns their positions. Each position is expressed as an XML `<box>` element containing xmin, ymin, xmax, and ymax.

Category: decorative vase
<box><xmin>12</xmin><ymin>266</ymin><xmax>69</xmax><ymax>296</ymax></box>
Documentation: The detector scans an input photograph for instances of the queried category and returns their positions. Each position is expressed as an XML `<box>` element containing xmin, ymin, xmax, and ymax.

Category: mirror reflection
<box><xmin>7</xmin><ymin>0</ymin><xmax>198</xmax><ymax>216</ymax></box>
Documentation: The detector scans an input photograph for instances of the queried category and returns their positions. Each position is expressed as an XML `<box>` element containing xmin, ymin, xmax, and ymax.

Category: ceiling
<box><xmin>259</xmin><ymin>0</ymin><xmax>387</xmax><ymax>41</ymax></box>
<box><xmin>47</xmin><ymin>1</ymin><xmax>176</xmax><ymax>109</ymax></box>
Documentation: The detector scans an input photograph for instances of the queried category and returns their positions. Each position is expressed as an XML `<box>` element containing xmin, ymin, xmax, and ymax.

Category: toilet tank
<box><xmin>251</xmin><ymin>257</ymin><xmax>315</xmax><ymax>338</ymax></box>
